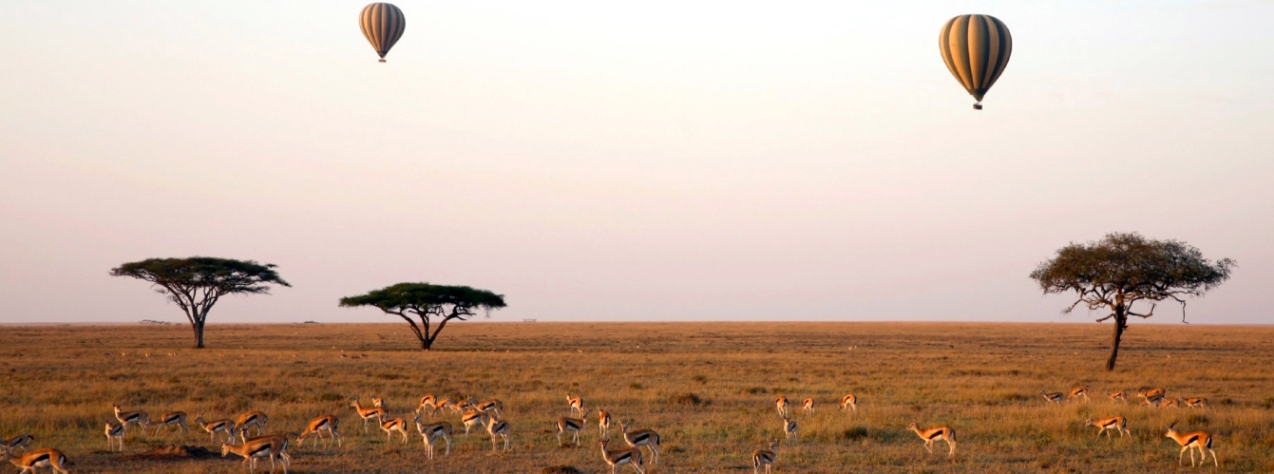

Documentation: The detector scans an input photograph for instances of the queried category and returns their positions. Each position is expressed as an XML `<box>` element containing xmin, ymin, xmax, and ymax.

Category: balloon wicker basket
<box><xmin>973</xmin><ymin>103</ymin><xmax>983</xmax><ymax>110</ymax></box>
<box><xmin>379</xmin><ymin>59</ymin><xmax>386</xmax><ymax>63</ymax></box>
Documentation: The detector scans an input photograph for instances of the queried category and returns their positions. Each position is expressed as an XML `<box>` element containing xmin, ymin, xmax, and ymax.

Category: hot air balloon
<box><xmin>360</xmin><ymin>3</ymin><xmax>406</xmax><ymax>63</ymax></box>
<box><xmin>939</xmin><ymin>15</ymin><xmax>1011</xmax><ymax>110</ymax></box>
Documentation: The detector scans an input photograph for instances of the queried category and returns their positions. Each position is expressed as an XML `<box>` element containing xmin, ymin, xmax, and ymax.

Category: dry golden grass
<box><xmin>1</xmin><ymin>322</ymin><xmax>1272</xmax><ymax>473</ymax></box>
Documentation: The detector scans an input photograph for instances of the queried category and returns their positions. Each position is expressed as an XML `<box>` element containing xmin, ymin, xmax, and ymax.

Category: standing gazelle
<box><xmin>782</xmin><ymin>417</ymin><xmax>798</xmax><ymax>443</ymax></box>
<box><xmin>221</xmin><ymin>435</ymin><xmax>291</xmax><ymax>474</ymax></box>
<box><xmin>907</xmin><ymin>422</ymin><xmax>956</xmax><ymax>457</ymax></box>
<box><xmin>600</xmin><ymin>439</ymin><xmax>645</xmax><ymax>474</ymax></box>
<box><xmin>1</xmin><ymin>435</ymin><xmax>32</xmax><ymax>455</ymax></box>
<box><xmin>194</xmin><ymin>415</ymin><xmax>235</xmax><ymax>444</ymax></box>
<box><xmin>1068</xmin><ymin>387</ymin><xmax>1090</xmax><ymax>402</ymax></box>
<box><xmin>1137</xmin><ymin>388</ymin><xmax>1166</xmax><ymax>406</ymax></box>
<box><xmin>1041</xmin><ymin>391</ymin><xmax>1064</xmax><ymax>405</ymax></box>
<box><xmin>351</xmin><ymin>398</ymin><xmax>386</xmax><ymax>434</ymax></box>
<box><xmin>567</xmin><ymin>394</ymin><xmax>585</xmax><ymax>417</ymax></box>
<box><xmin>380</xmin><ymin>416</ymin><xmax>410</xmax><ymax>444</ymax></box>
<box><xmin>1165</xmin><ymin>424</ymin><xmax>1217</xmax><ymax>467</ymax></box>
<box><xmin>598</xmin><ymin>409</ymin><xmax>613</xmax><ymax>439</ymax></box>
<box><xmin>146</xmin><ymin>411</ymin><xmax>188</xmax><ymax>436</ymax></box>
<box><xmin>1085</xmin><ymin>416</ymin><xmax>1128</xmax><ymax>439</ymax></box>
<box><xmin>412</xmin><ymin>411</ymin><xmax>452</xmax><ymax>460</ymax></box>
<box><xmin>485</xmin><ymin>416</ymin><xmax>511</xmax><ymax>452</ymax></box>
<box><xmin>752</xmin><ymin>440</ymin><xmax>779</xmax><ymax>474</ymax></box>
<box><xmin>105</xmin><ymin>422</ymin><xmax>125</xmax><ymax>451</ymax></box>
<box><xmin>840</xmin><ymin>394</ymin><xmax>858</xmax><ymax>413</ymax></box>
<box><xmin>235</xmin><ymin>411</ymin><xmax>269</xmax><ymax>443</ymax></box>
<box><xmin>461</xmin><ymin>408</ymin><xmax>489</xmax><ymax>436</ymax></box>
<box><xmin>557</xmin><ymin>409</ymin><xmax>591</xmax><ymax>446</ymax></box>
<box><xmin>774</xmin><ymin>397</ymin><xmax>789</xmax><ymax>418</ymax></box>
<box><xmin>112</xmin><ymin>404</ymin><xmax>149</xmax><ymax>433</ymax></box>
<box><xmin>801</xmin><ymin>398</ymin><xmax>815</xmax><ymax>415</ymax></box>
<box><xmin>1183</xmin><ymin>397</ymin><xmax>1209</xmax><ymax>409</ymax></box>
<box><xmin>297</xmin><ymin>415</ymin><xmax>342</xmax><ymax>449</ymax></box>
<box><xmin>1</xmin><ymin>448</ymin><xmax>70</xmax><ymax>474</ymax></box>
<box><xmin>477</xmin><ymin>399</ymin><xmax>504</xmax><ymax>418</ymax></box>
<box><xmin>620</xmin><ymin>422</ymin><xmax>661</xmax><ymax>463</ymax></box>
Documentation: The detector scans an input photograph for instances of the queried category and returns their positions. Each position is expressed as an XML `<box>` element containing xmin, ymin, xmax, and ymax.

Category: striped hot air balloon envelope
<box><xmin>360</xmin><ymin>3</ymin><xmax>406</xmax><ymax>63</ymax></box>
<box><xmin>939</xmin><ymin>14</ymin><xmax>1012</xmax><ymax>110</ymax></box>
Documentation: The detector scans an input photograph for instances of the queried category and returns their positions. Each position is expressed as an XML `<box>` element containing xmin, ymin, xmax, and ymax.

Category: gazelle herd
<box><xmin>0</xmin><ymin>383</ymin><xmax>1228</xmax><ymax>473</ymax></box>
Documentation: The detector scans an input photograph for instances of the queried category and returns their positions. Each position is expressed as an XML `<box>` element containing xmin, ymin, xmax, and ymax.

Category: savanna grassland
<box><xmin>1</xmin><ymin>322</ymin><xmax>1272</xmax><ymax>473</ymax></box>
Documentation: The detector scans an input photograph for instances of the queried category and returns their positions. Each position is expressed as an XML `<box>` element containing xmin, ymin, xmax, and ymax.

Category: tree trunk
<box><xmin>421</xmin><ymin>337</ymin><xmax>431</xmax><ymax>351</ymax></box>
<box><xmin>193</xmin><ymin>319</ymin><xmax>206</xmax><ymax>349</ymax></box>
<box><xmin>1105</xmin><ymin>309</ymin><xmax>1127</xmax><ymax>371</ymax></box>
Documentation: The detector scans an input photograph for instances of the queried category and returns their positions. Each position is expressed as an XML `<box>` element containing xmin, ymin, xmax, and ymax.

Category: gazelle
<box><xmin>774</xmin><ymin>397</ymin><xmax>789</xmax><ymax>418</ymax></box>
<box><xmin>105</xmin><ymin>422</ymin><xmax>125</xmax><ymax>451</ymax></box>
<box><xmin>145</xmin><ymin>411</ymin><xmax>188</xmax><ymax>436</ymax></box>
<box><xmin>1</xmin><ymin>435</ymin><xmax>32</xmax><ymax>454</ymax></box>
<box><xmin>1085</xmin><ymin>416</ymin><xmax>1128</xmax><ymax>439</ymax></box>
<box><xmin>477</xmin><ymin>399</ymin><xmax>504</xmax><ymax>418</ymax></box>
<box><xmin>297</xmin><ymin>415</ymin><xmax>342</xmax><ymax>449</ymax></box>
<box><xmin>461</xmin><ymin>408</ymin><xmax>489</xmax><ymax>436</ymax></box>
<box><xmin>782</xmin><ymin>417</ymin><xmax>798</xmax><ymax>443</ymax></box>
<box><xmin>557</xmin><ymin>409</ymin><xmax>591</xmax><ymax>446</ymax></box>
<box><xmin>380</xmin><ymin>416</ymin><xmax>410</xmax><ymax>444</ymax></box>
<box><xmin>112</xmin><ymin>404</ymin><xmax>149</xmax><ymax>433</ymax></box>
<box><xmin>752</xmin><ymin>440</ymin><xmax>779</xmax><ymax>474</ymax></box>
<box><xmin>621</xmin><ymin>421</ymin><xmax>661</xmax><ymax>463</ymax></box>
<box><xmin>1137</xmin><ymin>388</ymin><xmax>1166</xmax><ymax>406</ymax></box>
<box><xmin>840</xmin><ymin>394</ymin><xmax>858</xmax><ymax>413</ymax></box>
<box><xmin>418</xmin><ymin>394</ymin><xmax>438</xmax><ymax>417</ymax></box>
<box><xmin>599</xmin><ymin>439</ymin><xmax>645</xmax><ymax>474</ymax></box>
<box><xmin>567</xmin><ymin>394</ymin><xmax>585</xmax><ymax>417</ymax></box>
<box><xmin>235</xmin><ymin>411</ymin><xmax>269</xmax><ymax>442</ymax></box>
<box><xmin>485</xmin><ymin>416</ymin><xmax>511</xmax><ymax>452</ymax></box>
<box><xmin>194</xmin><ymin>415</ymin><xmax>235</xmax><ymax>444</ymax></box>
<box><xmin>801</xmin><ymin>398</ymin><xmax>815</xmax><ymax>415</ymax></box>
<box><xmin>1107</xmin><ymin>391</ymin><xmax>1127</xmax><ymax>403</ymax></box>
<box><xmin>435</xmin><ymin>397</ymin><xmax>461</xmax><ymax>415</ymax></box>
<box><xmin>1183</xmin><ymin>397</ymin><xmax>1209</xmax><ymax>409</ymax></box>
<box><xmin>411</xmin><ymin>411</ymin><xmax>452</xmax><ymax>459</ymax></box>
<box><xmin>350</xmin><ymin>398</ymin><xmax>385</xmax><ymax>434</ymax></box>
<box><xmin>1041</xmin><ymin>391</ymin><xmax>1064</xmax><ymax>405</ymax></box>
<box><xmin>598</xmin><ymin>410</ymin><xmax>613</xmax><ymax>439</ymax></box>
<box><xmin>1</xmin><ymin>447</ymin><xmax>70</xmax><ymax>474</ymax></box>
<box><xmin>907</xmin><ymin>422</ymin><xmax>956</xmax><ymax>457</ymax></box>
<box><xmin>222</xmin><ymin>435</ymin><xmax>291</xmax><ymax>474</ymax></box>
<box><xmin>372</xmin><ymin>397</ymin><xmax>387</xmax><ymax>412</ymax></box>
<box><xmin>1165</xmin><ymin>423</ymin><xmax>1217</xmax><ymax>467</ymax></box>
<box><xmin>1068</xmin><ymin>387</ymin><xmax>1090</xmax><ymax>402</ymax></box>
<box><xmin>1158</xmin><ymin>398</ymin><xmax>1181</xmax><ymax>409</ymax></box>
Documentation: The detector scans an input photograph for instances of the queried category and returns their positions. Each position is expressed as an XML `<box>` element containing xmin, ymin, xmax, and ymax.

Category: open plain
<box><xmin>0</xmin><ymin>322</ymin><xmax>1271</xmax><ymax>473</ymax></box>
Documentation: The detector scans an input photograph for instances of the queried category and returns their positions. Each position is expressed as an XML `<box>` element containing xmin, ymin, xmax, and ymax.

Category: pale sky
<box><xmin>1</xmin><ymin>1</ymin><xmax>1271</xmax><ymax>324</ymax></box>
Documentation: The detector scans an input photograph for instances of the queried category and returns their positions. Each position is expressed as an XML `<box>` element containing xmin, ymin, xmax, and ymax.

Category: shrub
<box><xmin>668</xmin><ymin>393</ymin><xmax>705</xmax><ymax>406</ymax></box>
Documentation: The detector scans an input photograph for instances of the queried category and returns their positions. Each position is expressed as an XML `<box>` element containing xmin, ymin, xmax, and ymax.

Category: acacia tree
<box><xmin>1029</xmin><ymin>233</ymin><xmax>1233</xmax><ymax>370</ymax></box>
<box><xmin>339</xmin><ymin>283</ymin><xmax>506</xmax><ymax>351</ymax></box>
<box><xmin>111</xmin><ymin>257</ymin><xmax>290</xmax><ymax>348</ymax></box>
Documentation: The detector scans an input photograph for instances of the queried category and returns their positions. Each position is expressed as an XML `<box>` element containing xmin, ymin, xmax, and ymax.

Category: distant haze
<box><xmin>1</xmin><ymin>1</ymin><xmax>1271</xmax><ymax>324</ymax></box>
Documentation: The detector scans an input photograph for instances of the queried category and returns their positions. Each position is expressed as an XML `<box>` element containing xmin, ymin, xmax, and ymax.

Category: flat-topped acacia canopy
<box><xmin>340</xmin><ymin>282</ymin><xmax>506</xmax><ymax>351</ymax></box>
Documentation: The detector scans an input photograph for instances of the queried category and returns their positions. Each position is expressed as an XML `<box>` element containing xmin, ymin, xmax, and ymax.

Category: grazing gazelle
<box><xmin>801</xmin><ymin>398</ymin><xmax>815</xmax><ymax>415</ymax></box>
<box><xmin>411</xmin><ymin>411</ymin><xmax>452</xmax><ymax>459</ymax></box>
<box><xmin>1107</xmin><ymin>391</ymin><xmax>1127</xmax><ymax>403</ymax></box>
<box><xmin>557</xmin><ymin>409</ymin><xmax>591</xmax><ymax>446</ymax></box>
<box><xmin>1183</xmin><ymin>397</ymin><xmax>1209</xmax><ymax>409</ymax></box>
<box><xmin>297</xmin><ymin>415</ymin><xmax>342</xmax><ymax>449</ymax></box>
<box><xmin>477</xmin><ymin>399</ymin><xmax>504</xmax><ymax>418</ymax></box>
<box><xmin>1068</xmin><ymin>387</ymin><xmax>1090</xmax><ymax>402</ymax></box>
<box><xmin>417</xmin><ymin>394</ymin><xmax>438</xmax><ymax>417</ymax></box>
<box><xmin>598</xmin><ymin>409</ymin><xmax>613</xmax><ymax>439</ymax></box>
<box><xmin>222</xmin><ymin>435</ymin><xmax>291</xmax><ymax>474</ymax></box>
<box><xmin>461</xmin><ymin>408</ymin><xmax>489</xmax><ymax>436</ymax></box>
<box><xmin>774</xmin><ymin>397</ymin><xmax>789</xmax><ymax>418</ymax></box>
<box><xmin>380</xmin><ymin>415</ymin><xmax>410</xmax><ymax>444</ymax></box>
<box><xmin>194</xmin><ymin>415</ymin><xmax>235</xmax><ymax>444</ymax></box>
<box><xmin>1</xmin><ymin>447</ymin><xmax>71</xmax><ymax>474</ymax></box>
<box><xmin>485</xmin><ymin>416</ymin><xmax>512</xmax><ymax>452</ymax></box>
<box><xmin>599</xmin><ymin>439</ymin><xmax>645</xmax><ymax>474</ymax></box>
<box><xmin>782</xmin><ymin>417</ymin><xmax>798</xmax><ymax>443</ymax></box>
<box><xmin>1158</xmin><ymin>398</ymin><xmax>1181</xmax><ymax>409</ymax></box>
<box><xmin>1</xmin><ymin>435</ymin><xmax>32</xmax><ymax>454</ymax></box>
<box><xmin>434</xmin><ymin>397</ymin><xmax>459</xmax><ymax>416</ymax></box>
<box><xmin>1165</xmin><ymin>423</ymin><xmax>1217</xmax><ymax>467</ymax></box>
<box><xmin>105</xmin><ymin>422</ymin><xmax>125</xmax><ymax>451</ymax></box>
<box><xmin>1137</xmin><ymin>388</ymin><xmax>1166</xmax><ymax>406</ymax></box>
<box><xmin>351</xmin><ymin>398</ymin><xmax>386</xmax><ymax>434</ymax></box>
<box><xmin>1041</xmin><ymin>391</ymin><xmax>1064</xmax><ymax>405</ymax></box>
<box><xmin>235</xmin><ymin>411</ymin><xmax>269</xmax><ymax>442</ymax></box>
<box><xmin>907</xmin><ymin>422</ymin><xmax>956</xmax><ymax>457</ymax></box>
<box><xmin>145</xmin><ymin>411</ymin><xmax>189</xmax><ymax>436</ymax></box>
<box><xmin>620</xmin><ymin>421</ymin><xmax>661</xmax><ymax>463</ymax></box>
<box><xmin>752</xmin><ymin>440</ymin><xmax>779</xmax><ymax>474</ymax></box>
<box><xmin>567</xmin><ymin>394</ymin><xmax>585</xmax><ymax>417</ymax></box>
<box><xmin>840</xmin><ymin>394</ymin><xmax>858</xmax><ymax>413</ymax></box>
<box><xmin>112</xmin><ymin>404</ymin><xmax>149</xmax><ymax>433</ymax></box>
<box><xmin>1085</xmin><ymin>416</ymin><xmax>1129</xmax><ymax>439</ymax></box>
